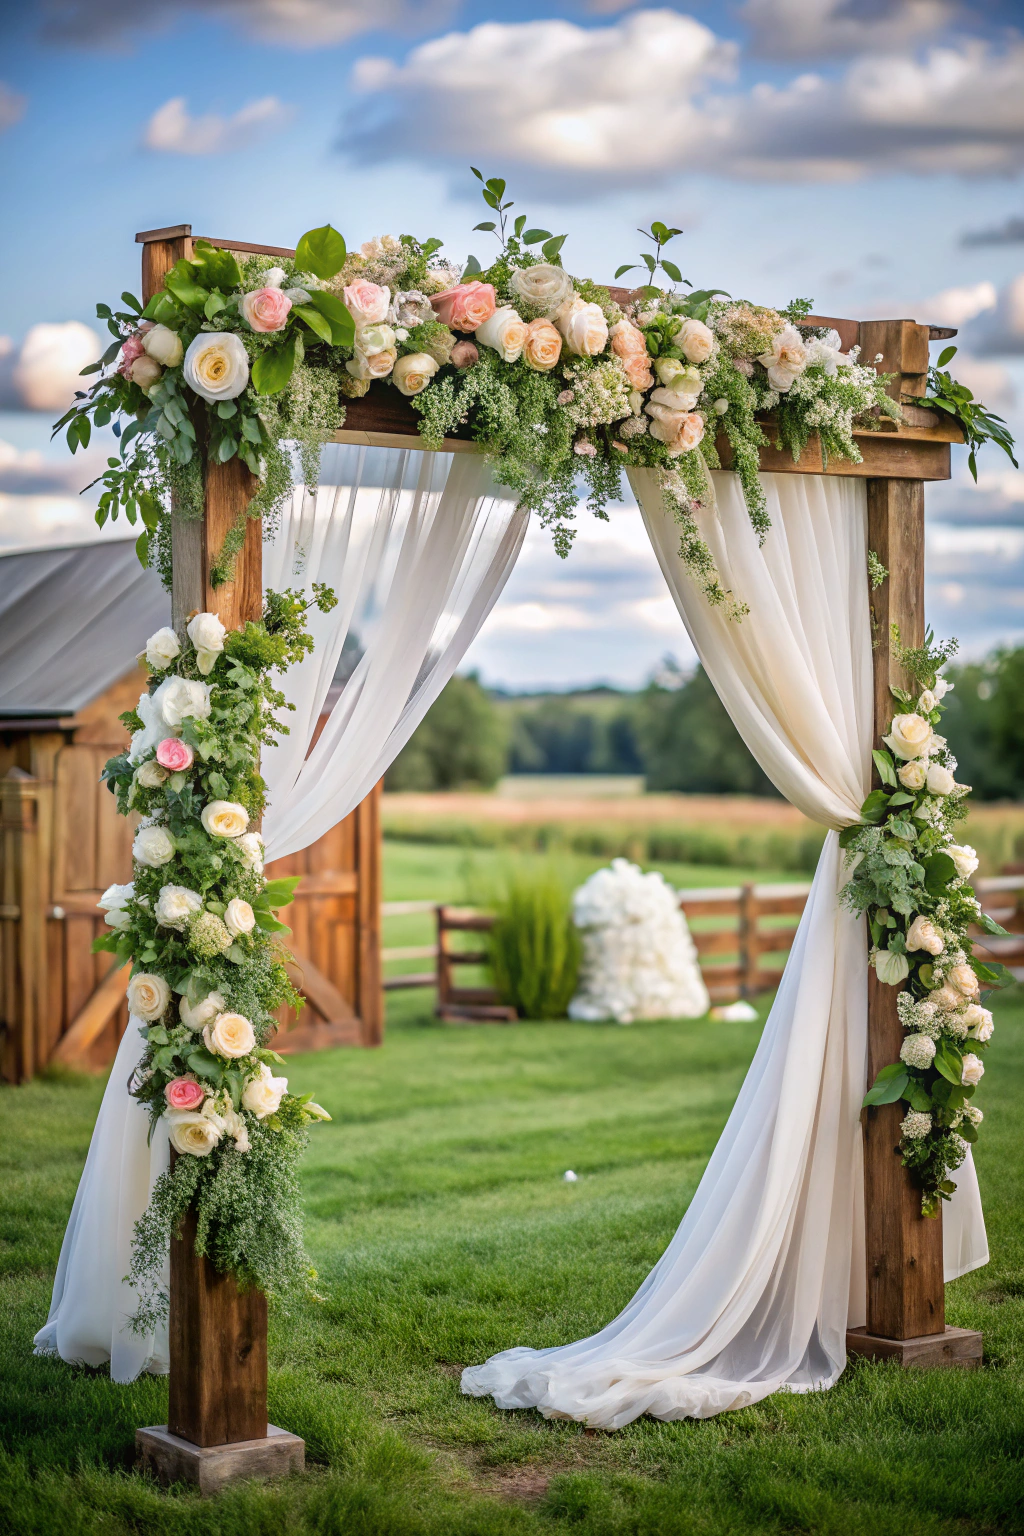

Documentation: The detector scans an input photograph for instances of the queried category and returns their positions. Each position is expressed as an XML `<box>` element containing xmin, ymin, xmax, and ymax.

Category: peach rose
<box><xmin>475</xmin><ymin>305</ymin><xmax>528</xmax><ymax>362</ymax></box>
<box><xmin>240</xmin><ymin>286</ymin><xmax>292</xmax><ymax>333</ymax></box>
<box><xmin>343</xmin><ymin>280</ymin><xmax>390</xmax><ymax>326</ymax></box>
<box><xmin>609</xmin><ymin>319</ymin><xmax>654</xmax><ymax>389</ymax></box>
<box><xmin>522</xmin><ymin>319</ymin><xmax>562</xmax><ymax>372</ymax></box>
<box><xmin>156</xmin><ymin>737</ymin><xmax>194</xmax><ymax>771</ymax></box>
<box><xmin>646</xmin><ymin>402</ymin><xmax>705</xmax><ymax>456</ymax></box>
<box><xmin>557</xmin><ymin>298</ymin><xmax>609</xmax><ymax>357</ymax></box>
<box><xmin>165</xmin><ymin>1077</ymin><xmax>205</xmax><ymax>1111</ymax></box>
<box><xmin>430</xmin><ymin>281</ymin><xmax>497</xmax><ymax>332</ymax></box>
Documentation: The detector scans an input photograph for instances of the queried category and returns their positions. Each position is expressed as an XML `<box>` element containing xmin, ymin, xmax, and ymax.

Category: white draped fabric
<box><xmin>34</xmin><ymin>448</ymin><xmax>525</xmax><ymax>1380</ymax></box>
<box><xmin>462</xmin><ymin>469</ymin><xmax>988</xmax><ymax>1428</ymax></box>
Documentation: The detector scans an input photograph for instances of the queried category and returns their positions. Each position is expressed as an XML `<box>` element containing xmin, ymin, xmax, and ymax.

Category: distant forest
<box><xmin>385</xmin><ymin>647</ymin><xmax>1024</xmax><ymax>802</ymax></box>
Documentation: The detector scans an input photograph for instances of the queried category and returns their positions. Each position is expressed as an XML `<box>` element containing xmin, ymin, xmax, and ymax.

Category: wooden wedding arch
<box><xmin>91</xmin><ymin>225</ymin><xmax>981</xmax><ymax>1487</ymax></box>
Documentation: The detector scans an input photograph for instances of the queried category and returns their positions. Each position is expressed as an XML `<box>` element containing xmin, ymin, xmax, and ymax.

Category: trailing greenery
<box><xmin>840</xmin><ymin>627</ymin><xmax>1014</xmax><ymax>1215</ymax></box>
<box><xmin>486</xmin><ymin>869</ymin><xmax>582</xmax><ymax>1020</ymax></box>
<box><xmin>918</xmin><ymin>343</ymin><xmax>1019</xmax><ymax>480</ymax></box>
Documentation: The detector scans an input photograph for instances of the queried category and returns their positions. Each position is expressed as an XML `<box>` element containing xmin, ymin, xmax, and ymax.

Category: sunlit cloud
<box><xmin>144</xmin><ymin>95</ymin><xmax>293</xmax><ymax>155</ymax></box>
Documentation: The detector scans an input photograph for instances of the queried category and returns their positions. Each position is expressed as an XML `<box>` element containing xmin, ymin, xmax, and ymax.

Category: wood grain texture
<box><xmin>863</xmin><ymin>476</ymin><xmax>945</xmax><ymax>1340</ymax></box>
<box><xmin>356</xmin><ymin>781</ymin><xmax>383</xmax><ymax>1046</ymax></box>
<box><xmin>136</xmin><ymin>1423</ymin><xmax>304</xmax><ymax>1496</ymax></box>
<box><xmin>50</xmin><ymin>961</ymin><xmax>130</xmax><ymax>1068</ymax></box>
<box><xmin>201</xmin><ymin>459</ymin><xmax>262</xmax><ymax>627</ymax></box>
<box><xmin>847</xmin><ymin>1325</ymin><xmax>982</xmax><ymax>1369</ymax></box>
<box><xmin>168</xmin><ymin>1200</ymin><xmax>268</xmax><ymax>1447</ymax></box>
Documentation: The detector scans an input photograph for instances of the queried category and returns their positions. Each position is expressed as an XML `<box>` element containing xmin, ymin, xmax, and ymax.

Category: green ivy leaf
<box><xmin>190</xmin><ymin>239</ymin><xmax>242</xmax><ymax>292</ymax></box>
<box><xmin>305</xmin><ymin>289</ymin><xmax>355</xmax><ymax>347</ymax></box>
<box><xmin>859</xmin><ymin>788</ymin><xmax>891</xmax><ymax>824</ymax></box>
<box><xmin>140</xmin><ymin>290</ymin><xmax>182</xmax><ymax>327</ymax></box>
<box><xmin>863</xmin><ymin>1065</ymin><xmax>910</xmax><ymax>1107</ymax></box>
<box><xmin>263</xmin><ymin>875</ymin><xmax>301</xmax><ymax>907</ymax></box>
<box><xmin>252</xmin><ymin>338</ymin><xmax>297</xmax><ymax>395</ymax></box>
<box><xmin>292</xmin><ymin>303</ymin><xmax>334</xmax><ymax>345</ymax></box>
<box><xmin>871</xmin><ymin>748</ymin><xmax>897</xmax><ymax>787</ymax></box>
<box><xmin>162</xmin><ymin>259</ymin><xmax>209</xmax><ymax>314</ymax></box>
<box><xmin>922</xmin><ymin>850</ymin><xmax>957</xmax><ymax>896</ymax></box>
<box><xmin>294</xmin><ymin>224</ymin><xmax>347</xmax><ymax>280</ymax></box>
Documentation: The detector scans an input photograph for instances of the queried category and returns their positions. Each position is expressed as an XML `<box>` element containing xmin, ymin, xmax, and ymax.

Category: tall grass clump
<box><xmin>487</xmin><ymin>868</ymin><xmax>581</xmax><ymax>1020</ymax></box>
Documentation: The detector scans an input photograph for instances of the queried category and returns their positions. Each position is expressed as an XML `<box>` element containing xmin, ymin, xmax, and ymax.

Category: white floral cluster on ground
<box><xmin>568</xmin><ymin>858</ymin><xmax>710</xmax><ymax>1025</ymax></box>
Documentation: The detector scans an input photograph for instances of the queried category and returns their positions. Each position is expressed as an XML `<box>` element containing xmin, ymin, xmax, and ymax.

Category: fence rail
<box><xmin>383</xmin><ymin>877</ymin><xmax>1024</xmax><ymax>1022</ymax></box>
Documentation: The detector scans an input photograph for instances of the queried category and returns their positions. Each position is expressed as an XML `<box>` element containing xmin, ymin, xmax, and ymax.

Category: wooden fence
<box><xmin>382</xmin><ymin>876</ymin><xmax>1024</xmax><ymax>1022</ymax></box>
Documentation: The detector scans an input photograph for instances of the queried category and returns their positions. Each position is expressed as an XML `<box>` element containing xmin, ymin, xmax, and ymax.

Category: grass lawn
<box><xmin>2</xmin><ymin>973</ymin><xmax>1023</xmax><ymax>1535</ymax></box>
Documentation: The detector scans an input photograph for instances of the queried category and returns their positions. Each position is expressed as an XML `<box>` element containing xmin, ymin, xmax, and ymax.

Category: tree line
<box><xmin>384</xmin><ymin>648</ymin><xmax>1024</xmax><ymax>801</ymax></box>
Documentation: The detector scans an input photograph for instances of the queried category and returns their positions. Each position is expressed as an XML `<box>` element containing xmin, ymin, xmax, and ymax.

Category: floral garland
<box><xmin>94</xmin><ymin>587</ymin><xmax>335</xmax><ymax>1329</ymax></box>
<box><xmin>840</xmin><ymin>628</ymin><xmax>1013</xmax><ymax>1217</ymax></box>
<box><xmin>54</xmin><ymin>173</ymin><xmax>949</xmax><ymax>612</ymax></box>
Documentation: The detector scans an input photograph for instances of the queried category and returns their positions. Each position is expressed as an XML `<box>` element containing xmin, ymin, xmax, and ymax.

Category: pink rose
<box><xmin>240</xmin><ymin>286</ymin><xmax>292</xmax><ymax>334</ymax></box>
<box><xmin>343</xmin><ymin>280</ymin><xmax>391</xmax><ymax>326</ymax></box>
<box><xmin>156</xmin><ymin>737</ymin><xmax>194</xmax><ymax>771</ymax></box>
<box><xmin>118</xmin><ymin>331</ymin><xmax>148</xmax><ymax>377</ymax></box>
<box><xmin>430</xmin><ymin>282</ymin><xmax>497</xmax><ymax>333</ymax></box>
<box><xmin>165</xmin><ymin>1076</ymin><xmax>205</xmax><ymax>1111</ymax></box>
<box><xmin>450</xmin><ymin>340</ymin><xmax>480</xmax><ymax>368</ymax></box>
<box><xmin>609</xmin><ymin>319</ymin><xmax>654</xmax><ymax>390</ymax></box>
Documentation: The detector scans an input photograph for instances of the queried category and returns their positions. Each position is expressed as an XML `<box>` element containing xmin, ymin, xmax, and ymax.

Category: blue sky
<box><xmin>2</xmin><ymin>0</ymin><xmax>1024</xmax><ymax>688</ymax></box>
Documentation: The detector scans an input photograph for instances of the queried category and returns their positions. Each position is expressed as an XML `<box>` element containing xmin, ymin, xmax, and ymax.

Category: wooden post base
<box><xmin>137</xmin><ymin>1424</ymin><xmax>305</xmax><ymax>1495</ymax></box>
<box><xmin>847</xmin><ymin>1325</ymin><xmax>983</xmax><ymax>1369</ymax></box>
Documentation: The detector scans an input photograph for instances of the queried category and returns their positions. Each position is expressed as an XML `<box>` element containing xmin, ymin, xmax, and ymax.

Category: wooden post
<box><xmin>0</xmin><ymin>768</ymin><xmax>45</xmax><ymax>1083</ymax></box>
<box><xmin>135</xmin><ymin>228</ymin><xmax>305</xmax><ymax>1488</ymax></box>
<box><xmin>847</xmin><ymin>320</ymin><xmax>983</xmax><ymax>1368</ymax></box>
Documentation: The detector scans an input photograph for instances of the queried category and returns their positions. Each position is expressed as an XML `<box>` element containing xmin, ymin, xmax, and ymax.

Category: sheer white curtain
<box><xmin>34</xmin><ymin>446</ymin><xmax>526</xmax><ymax>1381</ymax></box>
<box><xmin>463</xmin><ymin>469</ymin><xmax>988</xmax><ymax>1429</ymax></box>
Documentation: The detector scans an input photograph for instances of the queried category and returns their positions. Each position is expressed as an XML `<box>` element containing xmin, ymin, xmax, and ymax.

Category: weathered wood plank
<box><xmin>50</xmin><ymin>962</ymin><xmax>131</xmax><ymax>1069</ymax></box>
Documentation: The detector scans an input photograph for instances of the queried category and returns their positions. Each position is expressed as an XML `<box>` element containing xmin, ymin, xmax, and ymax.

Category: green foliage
<box><xmin>634</xmin><ymin>663</ymin><xmax>778</xmax><ymax>795</ymax></box>
<box><xmin>385</xmin><ymin>674</ymin><xmax>508</xmax><ymax>791</ymax></box>
<box><xmin>943</xmin><ymin>645</ymin><xmax>1024</xmax><ymax>800</ymax></box>
<box><xmin>486</xmin><ymin>867</ymin><xmax>581</xmax><ymax>1019</ymax></box>
<box><xmin>293</xmin><ymin>223</ymin><xmax>347</xmax><ymax>280</ymax></box>
<box><xmin>921</xmin><ymin>344</ymin><xmax>1019</xmax><ymax>480</ymax></box>
<box><xmin>615</xmin><ymin>220</ymin><xmax>688</xmax><ymax>294</ymax></box>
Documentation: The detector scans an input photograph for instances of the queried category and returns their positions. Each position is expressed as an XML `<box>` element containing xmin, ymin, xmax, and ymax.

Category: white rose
<box><xmin>897</xmin><ymin>760</ymin><xmax>927</xmax><ymax>791</ymax></box>
<box><xmin>224</xmin><ymin>897</ymin><xmax>256</xmax><ymax>937</ymax></box>
<box><xmin>155</xmin><ymin>884</ymin><xmax>203</xmax><ymax>930</ymax></box>
<box><xmin>947</xmin><ymin>844</ymin><xmax>979</xmax><ymax>880</ymax></box>
<box><xmin>144</xmin><ymin>626</ymin><xmax>180</xmax><ymax>671</ymax></box>
<box><xmin>757</xmin><ymin>324</ymin><xmax>808</xmax><ymax>392</ymax></box>
<box><xmin>179</xmin><ymin>989</ymin><xmax>227</xmax><ymax>1031</ymax></box>
<box><xmin>388</xmin><ymin>290</ymin><xmax>435</xmax><ymax>327</ymax></box>
<box><xmin>133</xmin><ymin>823</ymin><xmax>175</xmax><ymax>867</ymax></box>
<box><xmin>475</xmin><ymin>305</ymin><xmax>528</xmax><ymax>363</ymax></box>
<box><xmin>153</xmin><ymin>675</ymin><xmax>211</xmax><ymax>731</ymax></box>
<box><xmin>676</xmin><ymin>317</ymin><xmax>715</xmax><ymax>364</ymax></box>
<box><xmin>557</xmin><ymin>298</ymin><xmax>609</xmax><ymax>357</ymax></box>
<box><xmin>509</xmin><ymin>263</ymin><xmax>574</xmax><ymax>317</ymax></box>
<box><xmin>883</xmin><ymin>713</ymin><xmax>934</xmax><ymax>761</ymax></box>
<box><xmin>963</xmin><ymin>1004</ymin><xmax>994</xmax><ymax>1042</ymax></box>
<box><xmin>236</xmin><ymin>832</ymin><xmax>265</xmax><ymax>873</ymax></box>
<box><xmin>186</xmin><ymin>612</ymin><xmax>226</xmax><ymax>675</ymax></box>
<box><xmin>874</xmin><ymin>948</ymin><xmax>910</xmax><ymax>986</ymax></box>
<box><xmin>948</xmin><ymin>961</ymin><xmax>980</xmax><ymax>999</ymax></box>
<box><xmin>355</xmin><ymin>322</ymin><xmax>396</xmax><ymax>358</ymax></box>
<box><xmin>933</xmin><ymin>676</ymin><xmax>953</xmax><ymax>701</ymax></box>
<box><xmin>241</xmin><ymin>1061</ymin><xmax>288</xmax><ymax>1119</ymax></box>
<box><xmin>392</xmin><ymin>352</ymin><xmax>440</xmax><ymax>396</ymax></box>
<box><xmin>183</xmin><ymin>331</ymin><xmax>249</xmax><ymax>403</ymax></box>
<box><xmin>98</xmin><ymin>882</ymin><xmax>133</xmax><ymax>929</ymax></box>
<box><xmin>917</xmin><ymin>690</ymin><xmax>937</xmax><ymax>714</ymax></box>
<box><xmin>925</xmin><ymin>764</ymin><xmax>956</xmax><ymax>796</ymax></box>
<box><xmin>166</xmin><ymin>1109</ymin><xmax>221</xmax><ymax>1157</ymax></box>
<box><xmin>127</xmin><ymin>971</ymin><xmax>171</xmax><ymax>1021</ymax></box>
<box><xmin>203</xmin><ymin>1011</ymin><xmax>256</xmax><ymax>1059</ymax></box>
<box><xmin>961</xmin><ymin>1052</ymin><xmax>985</xmax><ymax>1087</ymax></box>
<box><xmin>136</xmin><ymin>759</ymin><xmax>169</xmax><ymax>789</ymax></box>
<box><xmin>142</xmin><ymin>324</ymin><xmax>184</xmax><ymax>368</ymax></box>
<box><xmin>201</xmin><ymin>800</ymin><xmax>249</xmax><ymax>839</ymax></box>
<box><xmin>906</xmin><ymin>915</ymin><xmax>944</xmax><ymax>956</ymax></box>
<box><xmin>263</xmin><ymin>267</ymin><xmax>287</xmax><ymax>288</ymax></box>
<box><xmin>202</xmin><ymin>1096</ymin><xmax>250</xmax><ymax>1153</ymax></box>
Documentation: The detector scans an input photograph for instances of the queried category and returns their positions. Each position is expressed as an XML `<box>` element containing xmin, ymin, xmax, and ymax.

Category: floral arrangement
<box><xmin>94</xmin><ymin>587</ymin><xmax>336</xmax><ymax>1329</ymax></box>
<box><xmin>568</xmin><ymin>858</ymin><xmax>710</xmax><ymax>1025</ymax></box>
<box><xmin>840</xmin><ymin>629</ymin><xmax>1013</xmax><ymax>1216</ymax></box>
<box><xmin>55</xmin><ymin>171</ymin><xmax>947</xmax><ymax>612</ymax></box>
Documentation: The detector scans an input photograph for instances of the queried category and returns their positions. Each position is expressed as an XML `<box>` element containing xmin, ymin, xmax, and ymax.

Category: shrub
<box><xmin>487</xmin><ymin>869</ymin><xmax>581</xmax><ymax>1020</ymax></box>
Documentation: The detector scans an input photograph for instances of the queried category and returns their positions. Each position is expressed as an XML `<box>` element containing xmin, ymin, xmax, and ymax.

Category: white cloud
<box><xmin>0</xmin><ymin>322</ymin><xmax>102</xmax><ymax>412</ymax></box>
<box><xmin>0</xmin><ymin>440</ymin><xmax>99</xmax><ymax>495</ymax></box>
<box><xmin>739</xmin><ymin>0</ymin><xmax>954</xmax><ymax>60</ymax></box>
<box><xmin>42</xmin><ymin>0</ymin><xmax>454</xmax><ymax>48</ymax></box>
<box><xmin>918</xmin><ymin>280</ymin><xmax>996</xmax><ymax>328</ymax></box>
<box><xmin>966</xmin><ymin>273</ymin><xmax>1024</xmax><ymax>357</ymax></box>
<box><xmin>350</xmin><ymin>13</ymin><xmax>1024</xmax><ymax>186</ymax></box>
<box><xmin>144</xmin><ymin>95</ymin><xmax>292</xmax><ymax>155</ymax></box>
<box><xmin>0</xmin><ymin>83</ymin><xmax>26</xmax><ymax>131</ymax></box>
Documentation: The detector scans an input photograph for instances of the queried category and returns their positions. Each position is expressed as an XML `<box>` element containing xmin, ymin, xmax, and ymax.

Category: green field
<box><xmin>3</xmin><ymin>957</ymin><xmax>1023</xmax><ymax>1531</ymax></box>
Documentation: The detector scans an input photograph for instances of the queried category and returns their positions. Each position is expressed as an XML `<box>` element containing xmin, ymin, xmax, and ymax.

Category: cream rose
<box><xmin>224</xmin><ymin>897</ymin><xmax>256</xmax><ymax>937</ymax></box>
<box><xmin>183</xmin><ymin>332</ymin><xmax>249</xmax><ymax>403</ymax></box>
<box><xmin>346</xmin><ymin>342</ymin><xmax>398</xmax><ymax>381</ymax></box>
<box><xmin>203</xmin><ymin>1011</ymin><xmax>256</xmax><ymax>1059</ymax></box>
<box><xmin>392</xmin><ymin>352</ymin><xmax>440</xmax><ymax>396</ymax></box>
<box><xmin>918</xmin><ymin>690</ymin><xmax>937</xmax><ymax>714</ymax></box>
<box><xmin>948</xmin><ymin>962</ymin><xmax>980</xmax><ymax>999</ymax></box>
<box><xmin>241</xmin><ymin>1061</ymin><xmax>289</xmax><ymax>1119</ymax></box>
<box><xmin>153</xmin><ymin>675</ymin><xmax>211</xmax><ymax>731</ymax></box>
<box><xmin>155</xmin><ymin>884</ymin><xmax>203</xmax><ymax>931</ymax></box>
<box><xmin>874</xmin><ymin>948</ymin><xmax>910</xmax><ymax>985</ymax></box>
<box><xmin>509</xmin><ymin>263</ymin><xmax>574</xmax><ymax>317</ymax></box>
<box><xmin>127</xmin><ymin>971</ymin><xmax>171</xmax><ymax>1021</ymax></box>
<box><xmin>343</xmin><ymin>280</ymin><xmax>391</xmax><ymax>326</ymax></box>
<box><xmin>947</xmin><ymin>843</ymin><xmax>979</xmax><ymax>879</ymax></box>
<box><xmin>906</xmin><ymin>915</ymin><xmax>944</xmax><ymax>956</ymax></box>
<box><xmin>202</xmin><ymin>1095</ymin><xmax>250</xmax><ymax>1153</ymax></box>
<box><xmin>963</xmin><ymin>1004</ymin><xmax>994</xmax><ymax>1041</ymax></box>
<box><xmin>142</xmin><ymin>324</ymin><xmax>184</xmax><ymax>368</ymax></box>
<box><xmin>475</xmin><ymin>305</ymin><xmax>528</xmax><ymax>363</ymax></box>
<box><xmin>934</xmin><ymin>677</ymin><xmax>953</xmax><ymax>701</ymax></box>
<box><xmin>130</xmin><ymin>355</ymin><xmax>163</xmax><ymax>393</ymax></box>
<box><xmin>884</xmin><ymin>713</ymin><xmax>934</xmax><ymax>761</ymax></box>
<box><xmin>557</xmin><ymin>298</ymin><xmax>609</xmax><ymax>357</ymax></box>
<box><xmin>928</xmin><ymin>983</ymin><xmax>964</xmax><ymax>1012</ymax></box>
<box><xmin>961</xmin><ymin>1052</ymin><xmax>985</xmax><ymax>1087</ymax></box>
<box><xmin>676</xmin><ymin>317</ymin><xmax>715</xmax><ymax>364</ymax></box>
<box><xmin>136</xmin><ymin>759</ymin><xmax>169</xmax><ymax>789</ymax></box>
<box><xmin>133</xmin><ymin>823</ymin><xmax>175</xmax><ymax>867</ymax></box>
<box><xmin>897</xmin><ymin>759</ymin><xmax>927</xmax><ymax>791</ymax></box>
<box><xmin>757</xmin><ymin>325</ymin><xmax>808</xmax><ymax>392</ymax></box>
<box><xmin>186</xmin><ymin>611</ymin><xmax>226</xmax><ymax>675</ymax></box>
<box><xmin>144</xmin><ymin>626</ymin><xmax>180</xmax><ymax>672</ymax></box>
<box><xmin>926</xmin><ymin>764</ymin><xmax>956</xmax><ymax>796</ymax></box>
<box><xmin>522</xmin><ymin>319</ymin><xmax>562</xmax><ymax>372</ymax></box>
<box><xmin>179</xmin><ymin>989</ymin><xmax>227</xmax><ymax>1031</ymax></box>
<box><xmin>236</xmin><ymin>832</ymin><xmax>265</xmax><ymax>873</ymax></box>
<box><xmin>201</xmin><ymin>800</ymin><xmax>249</xmax><ymax>839</ymax></box>
<box><xmin>166</xmin><ymin>1109</ymin><xmax>222</xmax><ymax>1157</ymax></box>
<box><xmin>98</xmin><ymin>882</ymin><xmax>133</xmax><ymax>929</ymax></box>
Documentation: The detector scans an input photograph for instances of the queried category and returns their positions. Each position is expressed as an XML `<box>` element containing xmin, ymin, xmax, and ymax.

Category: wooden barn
<box><xmin>0</xmin><ymin>537</ymin><xmax>381</xmax><ymax>1084</ymax></box>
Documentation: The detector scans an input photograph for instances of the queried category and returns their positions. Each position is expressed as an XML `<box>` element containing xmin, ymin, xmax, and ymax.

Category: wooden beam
<box><xmin>285</xmin><ymin>949</ymin><xmax>358</xmax><ymax>1027</ymax></box>
<box><xmin>49</xmin><ymin>961</ymin><xmax>131</xmax><ymax>1070</ymax></box>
